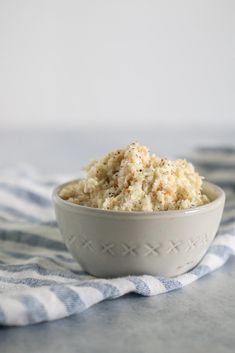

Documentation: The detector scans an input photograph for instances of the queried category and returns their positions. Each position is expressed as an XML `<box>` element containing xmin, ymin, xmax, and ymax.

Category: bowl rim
<box><xmin>53</xmin><ymin>180</ymin><xmax>225</xmax><ymax>218</ymax></box>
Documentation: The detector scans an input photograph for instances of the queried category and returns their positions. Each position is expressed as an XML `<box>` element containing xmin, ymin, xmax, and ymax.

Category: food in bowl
<box><xmin>59</xmin><ymin>142</ymin><xmax>209</xmax><ymax>212</ymax></box>
<box><xmin>54</xmin><ymin>143</ymin><xmax>225</xmax><ymax>277</ymax></box>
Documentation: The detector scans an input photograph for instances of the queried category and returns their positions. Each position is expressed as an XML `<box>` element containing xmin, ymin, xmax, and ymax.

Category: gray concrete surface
<box><xmin>0</xmin><ymin>128</ymin><xmax>235</xmax><ymax>353</ymax></box>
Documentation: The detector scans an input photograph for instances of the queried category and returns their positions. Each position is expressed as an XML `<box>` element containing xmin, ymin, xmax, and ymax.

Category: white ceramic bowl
<box><xmin>53</xmin><ymin>181</ymin><xmax>225</xmax><ymax>278</ymax></box>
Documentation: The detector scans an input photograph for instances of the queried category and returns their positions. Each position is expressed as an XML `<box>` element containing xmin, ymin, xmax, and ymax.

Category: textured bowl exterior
<box><xmin>53</xmin><ymin>181</ymin><xmax>225</xmax><ymax>278</ymax></box>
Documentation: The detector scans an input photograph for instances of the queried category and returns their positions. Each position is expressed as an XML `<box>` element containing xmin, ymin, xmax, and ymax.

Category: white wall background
<box><xmin>0</xmin><ymin>0</ymin><xmax>234</xmax><ymax>129</ymax></box>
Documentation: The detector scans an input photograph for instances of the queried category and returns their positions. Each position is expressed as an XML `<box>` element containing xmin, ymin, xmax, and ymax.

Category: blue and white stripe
<box><xmin>0</xmin><ymin>151</ymin><xmax>234</xmax><ymax>326</ymax></box>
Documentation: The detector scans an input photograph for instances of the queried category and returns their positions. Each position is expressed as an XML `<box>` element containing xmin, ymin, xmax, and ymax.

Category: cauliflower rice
<box><xmin>59</xmin><ymin>143</ymin><xmax>209</xmax><ymax>212</ymax></box>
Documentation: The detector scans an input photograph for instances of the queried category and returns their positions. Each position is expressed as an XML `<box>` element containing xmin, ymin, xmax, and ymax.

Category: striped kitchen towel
<box><xmin>0</xmin><ymin>147</ymin><xmax>235</xmax><ymax>326</ymax></box>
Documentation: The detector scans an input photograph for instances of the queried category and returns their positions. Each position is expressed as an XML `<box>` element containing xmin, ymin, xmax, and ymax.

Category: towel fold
<box><xmin>0</xmin><ymin>148</ymin><xmax>235</xmax><ymax>326</ymax></box>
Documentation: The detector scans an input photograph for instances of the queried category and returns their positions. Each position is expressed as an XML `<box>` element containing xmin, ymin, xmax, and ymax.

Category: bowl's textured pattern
<box><xmin>66</xmin><ymin>233</ymin><xmax>210</xmax><ymax>256</ymax></box>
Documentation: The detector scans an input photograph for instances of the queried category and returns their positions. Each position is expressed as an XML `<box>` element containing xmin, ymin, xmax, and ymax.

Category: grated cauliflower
<box><xmin>59</xmin><ymin>143</ymin><xmax>209</xmax><ymax>212</ymax></box>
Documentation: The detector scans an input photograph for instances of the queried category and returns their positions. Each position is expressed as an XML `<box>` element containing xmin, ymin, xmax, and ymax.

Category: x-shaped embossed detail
<box><xmin>185</xmin><ymin>238</ymin><xmax>198</xmax><ymax>253</ymax></box>
<box><xmin>167</xmin><ymin>240</ymin><xmax>182</xmax><ymax>254</ymax></box>
<box><xmin>101</xmin><ymin>243</ymin><xmax>115</xmax><ymax>255</ymax></box>
<box><xmin>144</xmin><ymin>243</ymin><xmax>161</xmax><ymax>256</ymax></box>
<box><xmin>201</xmin><ymin>233</ymin><xmax>210</xmax><ymax>245</ymax></box>
<box><xmin>121</xmin><ymin>243</ymin><xmax>137</xmax><ymax>256</ymax></box>
<box><xmin>81</xmin><ymin>237</ymin><xmax>94</xmax><ymax>251</ymax></box>
<box><xmin>67</xmin><ymin>234</ymin><xmax>77</xmax><ymax>244</ymax></box>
